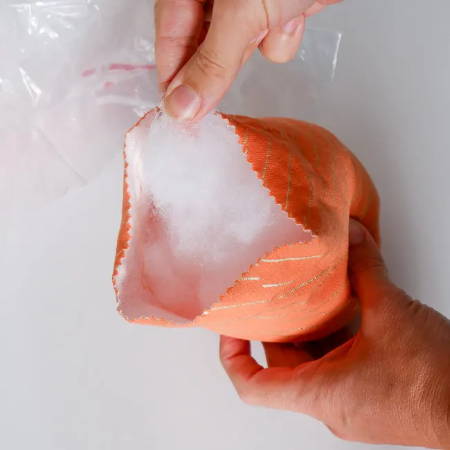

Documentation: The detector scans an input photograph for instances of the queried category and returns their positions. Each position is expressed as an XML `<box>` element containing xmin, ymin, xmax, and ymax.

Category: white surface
<box><xmin>2</xmin><ymin>1</ymin><xmax>449</xmax><ymax>449</ymax></box>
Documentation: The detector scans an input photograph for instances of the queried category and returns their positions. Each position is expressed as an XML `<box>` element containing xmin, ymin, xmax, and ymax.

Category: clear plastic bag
<box><xmin>1</xmin><ymin>0</ymin><xmax>157</xmax><ymax>221</ymax></box>
<box><xmin>0</xmin><ymin>0</ymin><xmax>341</xmax><ymax>220</ymax></box>
<box><xmin>221</xmin><ymin>28</ymin><xmax>341</xmax><ymax>118</ymax></box>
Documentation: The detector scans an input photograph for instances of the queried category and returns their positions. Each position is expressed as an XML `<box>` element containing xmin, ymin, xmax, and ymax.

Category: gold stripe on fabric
<box><xmin>276</xmin><ymin>267</ymin><xmax>329</xmax><ymax>300</ymax></box>
<box><xmin>282</xmin><ymin>127</ymin><xmax>314</xmax><ymax>229</ymax></box>
<box><xmin>204</xmin><ymin>263</ymin><xmax>342</xmax><ymax>325</ymax></box>
<box><xmin>260</xmin><ymin>254</ymin><xmax>322</xmax><ymax>263</ymax></box>
<box><xmin>206</xmin><ymin>299</ymin><xmax>270</xmax><ymax>313</ymax></box>
<box><xmin>262</xmin><ymin>280</ymin><xmax>294</xmax><ymax>288</ymax></box>
<box><xmin>261</xmin><ymin>139</ymin><xmax>273</xmax><ymax>181</ymax></box>
<box><xmin>285</xmin><ymin>146</ymin><xmax>292</xmax><ymax>210</ymax></box>
<box><xmin>251</xmin><ymin>287</ymin><xmax>341</xmax><ymax>321</ymax></box>
<box><xmin>241</xmin><ymin>129</ymin><xmax>250</xmax><ymax>154</ymax></box>
<box><xmin>276</xmin><ymin>293</ymin><xmax>344</xmax><ymax>335</ymax></box>
<box><xmin>306</xmin><ymin>126</ymin><xmax>321</xmax><ymax>226</ymax></box>
<box><xmin>209</xmin><ymin>267</ymin><xmax>329</xmax><ymax>313</ymax></box>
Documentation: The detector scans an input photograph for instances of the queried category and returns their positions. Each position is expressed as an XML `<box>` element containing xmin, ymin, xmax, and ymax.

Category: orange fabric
<box><xmin>113</xmin><ymin>111</ymin><xmax>380</xmax><ymax>343</ymax></box>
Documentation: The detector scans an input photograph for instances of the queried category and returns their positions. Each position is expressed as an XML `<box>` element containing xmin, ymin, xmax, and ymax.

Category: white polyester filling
<box><xmin>134</xmin><ymin>112</ymin><xmax>311</xmax><ymax>320</ymax></box>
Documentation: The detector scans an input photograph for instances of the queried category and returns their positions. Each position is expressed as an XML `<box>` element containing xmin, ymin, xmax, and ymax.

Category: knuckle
<box><xmin>403</xmin><ymin>296</ymin><xmax>426</xmax><ymax>315</ymax></box>
<box><xmin>326</xmin><ymin>424</ymin><xmax>346</xmax><ymax>440</ymax></box>
<box><xmin>331</xmin><ymin>399</ymin><xmax>352</xmax><ymax>439</ymax></box>
<box><xmin>380</xmin><ymin>289</ymin><xmax>417</xmax><ymax>318</ymax></box>
<box><xmin>158</xmin><ymin>35</ymin><xmax>198</xmax><ymax>50</ymax></box>
<box><xmin>379</xmin><ymin>285</ymin><xmax>403</xmax><ymax>305</ymax></box>
<box><xmin>325</xmin><ymin>417</ymin><xmax>354</xmax><ymax>441</ymax></box>
<box><xmin>398</xmin><ymin>296</ymin><xmax>442</xmax><ymax>333</ymax></box>
<box><xmin>237</xmin><ymin>388</ymin><xmax>256</xmax><ymax>405</ymax></box>
<box><xmin>368</xmin><ymin>289</ymin><xmax>425</xmax><ymax>339</ymax></box>
<box><xmin>194</xmin><ymin>48</ymin><xmax>227</xmax><ymax>79</ymax></box>
<box><xmin>370</xmin><ymin>286</ymin><xmax>404</xmax><ymax>319</ymax></box>
<box><xmin>238</xmin><ymin>391</ymin><xmax>251</xmax><ymax>404</ymax></box>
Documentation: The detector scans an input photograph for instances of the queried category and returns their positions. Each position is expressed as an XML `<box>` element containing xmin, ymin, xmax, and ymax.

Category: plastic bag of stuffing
<box><xmin>0</xmin><ymin>0</ymin><xmax>340</xmax><ymax>219</ymax></box>
<box><xmin>1</xmin><ymin>0</ymin><xmax>343</xmax><ymax>334</ymax></box>
<box><xmin>113</xmin><ymin>109</ymin><xmax>379</xmax><ymax>342</ymax></box>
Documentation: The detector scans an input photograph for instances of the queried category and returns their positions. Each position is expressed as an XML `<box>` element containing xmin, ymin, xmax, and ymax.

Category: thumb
<box><xmin>348</xmin><ymin>219</ymin><xmax>397</xmax><ymax>323</ymax></box>
<box><xmin>163</xmin><ymin>0</ymin><xmax>264</xmax><ymax>121</ymax></box>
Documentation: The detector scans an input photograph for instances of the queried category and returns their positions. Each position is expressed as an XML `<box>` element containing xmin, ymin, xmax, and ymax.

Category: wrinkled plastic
<box><xmin>0</xmin><ymin>0</ymin><xmax>341</xmax><ymax>222</ymax></box>
<box><xmin>221</xmin><ymin>28</ymin><xmax>342</xmax><ymax>117</ymax></box>
<box><xmin>1</xmin><ymin>0</ymin><xmax>157</xmax><ymax>223</ymax></box>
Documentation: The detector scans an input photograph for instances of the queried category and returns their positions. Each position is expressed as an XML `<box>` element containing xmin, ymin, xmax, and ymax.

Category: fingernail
<box><xmin>282</xmin><ymin>17</ymin><xmax>303</xmax><ymax>35</ymax></box>
<box><xmin>349</xmin><ymin>219</ymin><xmax>365</xmax><ymax>246</ymax></box>
<box><xmin>164</xmin><ymin>84</ymin><xmax>201</xmax><ymax>121</ymax></box>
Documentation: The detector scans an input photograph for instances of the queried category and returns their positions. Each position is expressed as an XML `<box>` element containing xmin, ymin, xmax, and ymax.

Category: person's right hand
<box><xmin>220</xmin><ymin>219</ymin><xmax>450</xmax><ymax>449</ymax></box>
<box><xmin>155</xmin><ymin>0</ymin><xmax>342</xmax><ymax>121</ymax></box>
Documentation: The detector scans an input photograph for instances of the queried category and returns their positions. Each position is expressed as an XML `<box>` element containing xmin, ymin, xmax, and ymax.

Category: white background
<box><xmin>1</xmin><ymin>1</ymin><xmax>449</xmax><ymax>449</ymax></box>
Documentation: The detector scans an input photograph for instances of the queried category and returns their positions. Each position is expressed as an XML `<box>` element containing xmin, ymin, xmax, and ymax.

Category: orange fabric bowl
<box><xmin>113</xmin><ymin>110</ymin><xmax>380</xmax><ymax>343</ymax></box>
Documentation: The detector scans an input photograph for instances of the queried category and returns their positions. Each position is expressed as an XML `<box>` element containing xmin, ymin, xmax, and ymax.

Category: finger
<box><xmin>155</xmin><ymin>0</ymin><xmax>206</xmax><ymax>91</ymax></box>
<box><xmin>348</xmin><ymin>219</ymin><xmax>398</xmax><ymax>316</ymax></box>
<box><xmin>220</xmin><ymin>336</ymin><xmax>301</xmax><ymax>409</ymax></box>
<box><xmin>304</xmin><ymin>2</ymin><xmax>326</xmax><ymax>17</ymax></box>
<box><xmin>305</xmin><ymin>0</ymin><xmax>342</xmax><ymax>17</ymax></box>
<box><xmin>259</xmin><ymin>15</ymin><xmax>306</xmax><ymax>63</ymax></box>
<box><xmin>163</xmin><ymin>0</ymin><xmax>265</xmax><ymax>121</ymax></box>
<box><xmin>261</xmin><ymin>0</ymin><xmax>342</xmax><ymax>61</ymax></box>
<box><xmin>263</xmin><ymin>341</ymin><xmax>313</xmax><ymax>367</ymax></box>
<box><xmin>220</xmin><ymin>336</ymin><xmax>263</xmax><ymax>386</ymax></box>
<box><xmin>318</xmin><ymin>0</ymin><xmax>343</xmax><ymax>4</ymax></box>
<box><xmin>261</xmin><ymin>0</ymin><xmax>314</xmax><ymax>23</ymax></box>
<box><xmin>220</xmin><ymin>336</ymin><xmax>329</xmax><ymax>417</ymax></box>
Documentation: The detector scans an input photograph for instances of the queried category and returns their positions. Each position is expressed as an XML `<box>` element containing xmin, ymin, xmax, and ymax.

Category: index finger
<box><xmin>155</xmin><ymin>0</ymin><xmax>207</xmax><ymax>90</ymax></box>
<box><xmin>163</xmin><ymin>0</ymin><xmax>264</xmax><ymax>121</ymax></box>
<box><xmin>220</xmin><ymin>336</ymin><xmax>303</xmax><ymax>410</ymax></box>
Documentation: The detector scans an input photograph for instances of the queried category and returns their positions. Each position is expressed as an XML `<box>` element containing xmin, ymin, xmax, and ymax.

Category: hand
<box><xmin>220</xmin><ymin>219</ymin><xmax>450</xmax><ymax>448</ymax></box>
<box><xmin>155</xmin><ymin>0</ymin><xmax>342</xmax><ymax>121</ymax></box>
